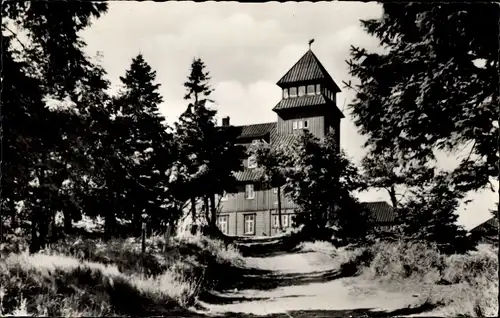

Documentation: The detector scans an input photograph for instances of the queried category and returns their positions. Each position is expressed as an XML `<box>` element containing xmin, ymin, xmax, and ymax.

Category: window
<box><xmin>307</xmin><ymin>85</ymin><xmax>315</xmax><ymax>95</ymax></box>
<box><xmin>289</xmin><ymin>87</ymin><xmax>297</xmax><ymax>97</ymax></box>
<box><xmin>282</xmin><ymin>215</ymin><xmax>289</xmax><ymax>228</ymax></box>
<box><xmin>298</xmin><ymin>121</ymin><xmax>303</xmax><ymax>129</ymax></box>
<box><xmin>304</xmin><ymin>120</ymin><xmax>309</xmax><ymax>128</ymax></box>
<box><xmin>245</xmin><ymin>184</ymin><xmax>255</xmax><ymax>199</ymax></box>
<box><xmin>244</xmin><ymin>214</ymin><xmax>255</xmax><ymax>235</ymax></box>
<box><xmin>272</xmin><ymin>215</ymin><xmax>279</xmax><ymax>228</ymax></box>
<box><xmin>217</xmin><ymin>215</ymin><xmax>228</xmax><ymax>234</ymax></box>
<box><xmin>298</xmin><ymin>86</ymin><xmax>306</xmax><ymax>97</ymax></box>
<box><xmin>292</xmin><ymin>121</ymin><xmax>298</xmax><ymax>130</ymax></box>
<box><xmin>315</xmin><ymin>84</ymin><xmax>321</xmax><ymax>94</ymax></box>
<box><xmin>247</xmin><ymin>155</ymin><xmax>257</xmax><ymax>169</ymax></box>
<box><xmin>283</xmin><ymin>88</ymin><xmax>289</xmax><ymax>99</ymax></box>
<box><xmin>273</xmin><ymin>187</ymin><xmax>278</xmax><ymax>194</ymax></box>
<box><xmin>221</xmin><ymin>191</ymin><xmax>228</xmax><ymax>201</ymax></box>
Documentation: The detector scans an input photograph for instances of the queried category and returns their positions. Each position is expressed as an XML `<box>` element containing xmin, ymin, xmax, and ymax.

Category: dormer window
<box><xmin>298</xmin><ymin>86</ymin><xmax>306</xmax><ymax>97</ymax></box>
<box><xmin>248</xmin><ymin>155</ymin><xmax>257</xmax><ymax>169</ymax></box>
<box><xmin>283</xmin><ymin>88</ymin><xmax>289</xmax><ymax>99</ymax></box>
<box><xmin>289</xmin><ymin>87</ymin><xmax>297</xmax><ymax>97</ymax></box>
<box><xmin>307</xmin><ymin>85</ymin><xmax>315</xmax><ymax>95</ymax></box>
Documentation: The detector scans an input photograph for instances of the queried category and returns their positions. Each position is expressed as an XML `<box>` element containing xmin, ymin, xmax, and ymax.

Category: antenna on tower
<box><xmin>308</xmin><ymin>38</ymin><xmax>315</xmax><ymax>50</ymax></box>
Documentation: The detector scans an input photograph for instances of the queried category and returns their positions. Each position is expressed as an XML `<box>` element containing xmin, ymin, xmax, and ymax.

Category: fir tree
<box><xmin>2</xmin><ymin>2</ymin><xmax>109</xmax><ymax>250</ymax></box>
<box><xmin>113</xmin><ymin>54</ymin><xmax>175</xmax><ymax>235</ymax></box>
<box><xmin>249</xmin><ymin>142</ymin><xmax>289</xmax><ymax>231</ymax></box>
<box><xmin>175</xmin><ymin>58</ymin><xmax>216</xmax><ymax>232</ymax></box>
<box><xmin>175</xmin><ymin>58</ymin><xmax>244</xmax><ymax>233</ymax></box>
<box><xmin>361</xmin><ymin>149</ymin><xmax>435</xmax><ymax>209</ymax></box>
<box><xmin>283</xmin><ymin>131</ymin><xmax>368</xmax><ymax>242</ymax></box>
<box><xmin>346</xmin><ymin>3</ymin><xmax>499</xmax><ymax>197</ymax></box>
<box><xmin>398</xmin><ymin>173</ymin><xmax>473</xmax><ymax>253</ymax></box>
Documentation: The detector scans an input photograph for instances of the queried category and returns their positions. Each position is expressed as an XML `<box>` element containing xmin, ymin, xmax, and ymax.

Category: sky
<box><xmin>81</xmin><ymin>1</ymin><xmax>497</xmax><ymax>230</ymax></box>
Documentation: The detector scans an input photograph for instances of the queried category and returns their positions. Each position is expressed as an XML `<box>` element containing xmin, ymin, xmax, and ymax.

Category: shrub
<box><xmin>352</xmin><ymin>241</ymin><xmax>498</xmax><ymax>316</ymax></box>
<box><xmin>298</xmin><ymin>240</ymin><xmax>337</xmax><ymax>254</ymax></box>
<box><xmin>366</xmin><ymin>240</ymin><xmax>445</xmax><ymax>283</ymax></box>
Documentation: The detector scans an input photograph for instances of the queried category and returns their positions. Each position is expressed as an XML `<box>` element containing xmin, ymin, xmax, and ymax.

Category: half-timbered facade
<box><xmin>216</xmin><ymin>48</ymin><xmax>346</xmax><ymax>236</ymax></box>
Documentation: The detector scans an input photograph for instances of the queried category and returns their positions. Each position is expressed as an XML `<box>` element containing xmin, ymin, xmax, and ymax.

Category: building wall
<box><xmin>220</xmin><ymin>185</ymin><xmax>298</xmax><ymax>213</ymax></box>
<box><xmin>270</xmin><ymin>209</ymin><xmax>297</xmax><ymax>236</ymax></box>
<box><xmin>277</xmin><ymin>114</ymin><xmax>325</xmax><ymax>139</ymax></box>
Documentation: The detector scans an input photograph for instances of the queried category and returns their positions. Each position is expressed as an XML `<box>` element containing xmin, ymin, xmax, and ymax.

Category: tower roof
<box><xmin>277</xmin><ymin>49</ymin><xmax>341</xmax><ymax>92</ymax></box>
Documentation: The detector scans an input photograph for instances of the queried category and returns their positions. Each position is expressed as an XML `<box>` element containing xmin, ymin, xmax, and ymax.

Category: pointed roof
<box><xmin>277</xmin><ymin>49</ymin><xmax>341</xmax><ymax>92</ymax></box>
<box><xmin>361</xmin><ymin>201</ymin><xmax>398</xmax><ymax>223</ymax></box>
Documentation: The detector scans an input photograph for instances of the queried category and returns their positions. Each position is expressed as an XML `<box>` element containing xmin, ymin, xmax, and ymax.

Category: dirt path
<box><xmin>198</xmin><ymin>244</ymin><xmax>437</xmax><ymax>317</ymax></box>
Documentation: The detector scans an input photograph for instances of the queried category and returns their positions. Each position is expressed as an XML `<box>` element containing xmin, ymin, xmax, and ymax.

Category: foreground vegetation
<box><xmin>0</xmin><ymin>233</ymin><xmax>243</xmax><ymax>317</ymax></box>
<box><xmin>299</xmin><ymin>240</ymin><xmax>499</xmax><ymax>317</ymax></box>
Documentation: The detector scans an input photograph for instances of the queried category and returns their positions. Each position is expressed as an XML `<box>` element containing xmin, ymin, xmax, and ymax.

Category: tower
<box><xmin>273</xmin><ymin>47</ymin><xmax>344</xmax><ymax>148</ymax></box>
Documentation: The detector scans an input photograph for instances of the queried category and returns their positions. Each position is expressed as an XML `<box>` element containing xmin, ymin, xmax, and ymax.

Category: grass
<box><xmin>0</xmin><ymin>233</ymin><xmax>243</xmax><ymax>316</ymax></box>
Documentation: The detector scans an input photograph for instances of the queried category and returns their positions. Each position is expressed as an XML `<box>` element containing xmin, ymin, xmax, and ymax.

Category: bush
<box><xmin>366</xmin><ymin>240</ymin><xmax>445</xmax><ymax>283</ymax></box>
<box><xmin>346</xmin><ymin>241</ymin><xmax>499</xmax><ymax>316</ymax></box>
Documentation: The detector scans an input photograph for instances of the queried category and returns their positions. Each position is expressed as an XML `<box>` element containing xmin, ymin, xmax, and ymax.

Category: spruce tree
<box><xmin>283</xmin><ymin>131</ymin><xmax>368</xmax><ymax>242</ymax></box>
<box><xmin>175</xmin><ymin>58</ymin><xmax>216</xmax><ymax>232</ymax></box>
<box><xmin>175</xmin><ymin>58</ymin><xmax>244</xmax><ymax>233</ymax></box>
<box><xmin>346</xmin><ymin>3</ymin><xmax>498</xmax><ymax>197</ymax></box>
<box><xmin>113</xmin><ymin>54</ymin><xmax>175</xmax><ymax>235</ymax></box>
<box><xmin>398</xmin><ymin>173</ymin><xmax>472</xmax><ymax>253</ymax></box>
<box><xmin>249</xmin><ymin>142</ymin><xmax>288</xmax><ymax>231</ymax></box>
<box><xmin>361</xmin><ymin>149</ymin><xmax>435</xmax><ymax>209</ymax></box>
<box><xmin>2</xmin><ymin>1</ymin><xmax>109</xmax><ymax>250</ymax></box>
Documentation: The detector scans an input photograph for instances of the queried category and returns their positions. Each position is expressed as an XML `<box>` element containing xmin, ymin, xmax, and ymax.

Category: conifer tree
<box><xmin>175</xmin><ymin>58</ymin><xmax>216</xmax><ymax>232</ymax></box>
<box><xmin>397</xmin><ymin>173</ymin><xmax>473</xmax><ymax>253</ymax></box>
<box><xmin>346</xmin><ymin>3</ymin><xmax>498</xmax><ymax>197</ymax></box>
<box><xmin>113</xmin><ymin>54</ymin><xmax>175</xmax><ymax>235</ymax></box>
<box><xmin>284</xmin><ymin>131</ymin><xmax>368</xmax><ymax>242</ymax></box>
<box><xmin>361</xmin><ymin>149</ymin><xmax>435</xmax><ymax>209</ymax></box>
<box><xmin>2</xmin><ymin>2</ymin><xmax>109</xmax><ymax>250</ymax></box>
<box><xmin>249</xmin><ymin>143</ymin><xmax>289</xmax><ymax>231</ymax></box>
<box><xmin>175</xmin><ymin>58</ymin><xmax>244</xmax><ymax>233</ymax></box>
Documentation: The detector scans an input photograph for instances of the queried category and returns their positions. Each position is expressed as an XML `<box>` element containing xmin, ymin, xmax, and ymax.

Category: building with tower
<box><xmin>216</xmin><ymin>47</ymin><xmax>396</xmax><ymax>236</ymax></box>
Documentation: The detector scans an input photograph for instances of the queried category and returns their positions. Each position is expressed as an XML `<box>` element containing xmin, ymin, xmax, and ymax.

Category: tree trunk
<box><xmin>203</xmin><ymin>196</ymin><xmax>209</xmax><ymax>223</ymax></box>
<box><xmin>132</xmin><ymin>209</ymin><xmax>141</xmax><ymax>237</ymax></box>
<box><xmin>277</xmin><ymin>186</ymin><xmax>283</xmax><ymax>232</ymax></box>
<box><xmin>388</xmin><ymin>186</ymin><xmax>398</xmax><ymax>209</ymax></box>
<box><xmin>11</xmin><ymin>207</ymin><xmax>18</xmax><ymax>231</ymax></box>
<box><xmin>29</xmin><ymin>209</ymin><xmax>40</xmax><ymax>254</ymax></box>
<box><xmin>209</xmin><ymin>194</ymin><xmax>217</xmax><ymax>228</ymax></box>
<box><xmin>105</xmin><ymin>194</ymin><xmax>117</xmax><ymax>238</ymax></box>
<box><xmin>190</xmin><ymin>196</ymin><xmax>197</xmax><ymax>235</ymax></box>
<box><xmin>63</xmin><ymin>209</ymin><xmax>73</xmax><ymax>234</ymax></box>
<box><xmin>38</xmin><ymin>215</ymin><xmax>49</xmax><ymax>250</ymax></box>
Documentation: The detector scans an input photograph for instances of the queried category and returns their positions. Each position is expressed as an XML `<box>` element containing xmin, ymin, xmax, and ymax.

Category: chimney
<box><xmin>222</xmin><ymin>116</ymin><xmax>230</xmax><ymax>127</ymax></box>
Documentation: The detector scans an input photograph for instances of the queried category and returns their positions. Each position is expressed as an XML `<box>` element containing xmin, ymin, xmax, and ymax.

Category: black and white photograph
<box><xmin>1</xmin><ymin>1</ymin><xmax>498</xmax><ymax>317</ymax></box>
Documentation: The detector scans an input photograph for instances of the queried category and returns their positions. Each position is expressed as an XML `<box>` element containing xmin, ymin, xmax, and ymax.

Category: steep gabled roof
<box><xmin>470</xmin><ymin>216</ymin><xmax>499</xmax><ymax>233</ymax></box>
<box><xmin>277</xmin><ymin>49</ymin><xmax>341</xmax><ymax>92</ymax></box>
<box><xmin>361</xmin><ymin>201</ymin><xmax>397</xmax><ymax>223</ymax></box>
<box><xmin>235</xmin><ymin>122</ymin><xmax>276</xmax><ymax>140</ymax></box>
<box><xmin>273</xmin><ymin>94</ymin><xmax>327</xmax><ymax>111</ymax></box>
